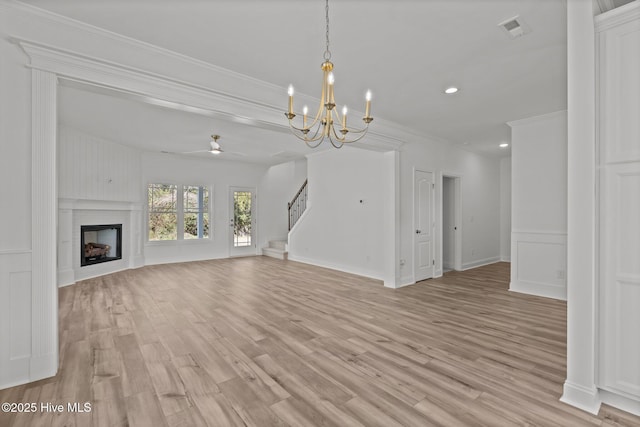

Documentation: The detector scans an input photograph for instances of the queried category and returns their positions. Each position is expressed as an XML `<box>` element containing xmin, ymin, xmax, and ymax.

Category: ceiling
<box><xmin>24</xmin><ymin>0</ymin><xmax>571</xmax><ymax>160</ymax></box>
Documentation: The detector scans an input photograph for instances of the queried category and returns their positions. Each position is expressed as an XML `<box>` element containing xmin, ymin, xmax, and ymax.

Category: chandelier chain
<box><xmin>323</xmin><ymin>0</ymin><xmax>331</xmax><ymax>61</ymax></box>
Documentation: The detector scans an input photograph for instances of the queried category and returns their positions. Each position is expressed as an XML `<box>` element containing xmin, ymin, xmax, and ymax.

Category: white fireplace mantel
<box><xmin>58</xmin><ymin>198</ymin><xmax>145</xmax><ymax>287</ymax></box>
<box><xmin>59</xmin><ymin>198</ymin><xmax>143</xmax><ymax>212</ymax></box>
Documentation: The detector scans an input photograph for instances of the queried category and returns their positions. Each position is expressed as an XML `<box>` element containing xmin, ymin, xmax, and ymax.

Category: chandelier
<box><xmin>285</xmin><ymin>0</ymin><xmax>373</xmax><ymax>149</ymax></box>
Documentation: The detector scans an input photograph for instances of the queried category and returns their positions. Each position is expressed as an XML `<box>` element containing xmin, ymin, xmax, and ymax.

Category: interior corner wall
<box><xmin>500</xmin><ymin>157</ymin><xmax>512</xmax><ymax>261</ymax></box>
<box><xmin>258</xmin><ymin>158</ymin><xmax>307</xmax><ymax>249</ymax></box>
<box><xmin>141</xmin><ymin>152</ymin><xmax>268</xmax><ymax>265</ymax></box>
<box><xmin>288</xmin><ymin>147</ymin><xmax>389</xmax><ymax>280</ymax></box>
<box><xmin>509</xmin><ymin>111</ymin><xmax>568</xmax><ymax>300</ymax></box>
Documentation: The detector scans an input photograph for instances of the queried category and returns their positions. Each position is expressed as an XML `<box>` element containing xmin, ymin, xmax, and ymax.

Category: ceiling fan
<box><xmin>189</xmin><ymin>134</ymin><xmax>223</xmax><ymax>155</ymax></box>
<box><xmin>162</xmin><ymin>134</ymin><xmax>246</xmax><ymax>158</ymax></box>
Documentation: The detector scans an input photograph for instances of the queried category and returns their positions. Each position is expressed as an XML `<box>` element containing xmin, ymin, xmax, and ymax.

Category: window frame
<box><xmin>146</xmin><ymin>182</ymin><xmax>212</xmax><ymax>244</ymax></box>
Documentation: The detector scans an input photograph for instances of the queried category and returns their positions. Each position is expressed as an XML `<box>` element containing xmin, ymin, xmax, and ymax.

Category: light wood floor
<box><xmin>1</xmin><ymin>258</ymin><xmax>639</xmax><ymax>427</ymax></box>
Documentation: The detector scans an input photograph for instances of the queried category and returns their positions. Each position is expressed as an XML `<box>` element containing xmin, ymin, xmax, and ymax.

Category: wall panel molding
<box><xmin>510</xmin><ymin>231</ymin><xmax>567</xmax><ymax>300</ymax></box>
<box><xmin>0</xmin><ymin>251</ymin><xmax>32</xmax><ymax>390</ymax></box>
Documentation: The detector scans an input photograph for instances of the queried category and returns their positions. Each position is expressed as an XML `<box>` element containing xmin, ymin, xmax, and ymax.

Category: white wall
<box><xmin>509</xmin><ymin>110</ymin><xmax>567</xmax><ymax>300</ymax></box>
<box><xmin>142</xmin><ymin>152</ymin><xmax>268</xmax><ymax>265</ymax></box>
<box><xmin>288</xmin><ymin>147</ymin><xmax>389</xmax><ymax>281</ymax></box>
<box><xmin>500</xmin><ymin>157</ymin><xmax>512</xmax><ymax>261</ymax></box>
<box><xmin>58</xmin><ymin>127</ymin><xmax>142</xmax><ymax>202</ymax></box>
<box><xmin>258</xmin><ymin>158</ymin><xmax>307</xmax><ymax>247</ymax></box>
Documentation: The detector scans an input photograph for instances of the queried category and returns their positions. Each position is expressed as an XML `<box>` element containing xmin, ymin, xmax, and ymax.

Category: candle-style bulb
<box><xmin>303</xmin><ymin>105</ymin><xmax>308</xmax><ymax>116</ymax></box>
<box><xmin>341</xmin><ymin>105</ymin><xmax>348</xmax><ymax>129</ymax></box>
<box><xmin>288</xmin><ymin>85</ymin><xmax>294</xmax><ymax>96</ymax></box>
<box><xmin>364</xmin><ymin>90</ymin><xmax>372</xmax><ymax>119</ymax></box>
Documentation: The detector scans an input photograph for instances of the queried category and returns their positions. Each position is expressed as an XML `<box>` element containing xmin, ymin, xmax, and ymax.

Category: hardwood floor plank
<box><xmin>1</xmin><ymin>259</ymin><xmax>639</xmax><ymax>426</ymax></box>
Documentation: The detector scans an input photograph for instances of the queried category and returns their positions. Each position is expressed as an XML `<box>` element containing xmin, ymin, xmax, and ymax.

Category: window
<box><xmin>184</xmin><ymin>186</ymin><xmax>209</xmax><ymax>239</ymax></box>
<box><xmin>148</xmin><ymin>183</ymin><xmax>210</xmax><ymax>241</ymax></box>
<box><xmin>148</xmin><ymin>184</ymin><xmax>178</xmax><ymax>241</ymax></box>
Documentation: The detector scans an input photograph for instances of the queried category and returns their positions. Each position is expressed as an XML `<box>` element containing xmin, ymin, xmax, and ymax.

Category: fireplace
<box><xmin>81</xmin><ymin>224</ymin><xmax>122</xmax><ymax>267</ymax></box>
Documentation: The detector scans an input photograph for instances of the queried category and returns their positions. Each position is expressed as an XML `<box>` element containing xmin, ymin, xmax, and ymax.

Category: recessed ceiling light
<box><xmin>444</xmin><ymin>87</ymin><xmax>458</xmax><ymax>94</ymax></box>
<box><xmin>499</xmin><ymin>143</ymin><xmax>509</xmax><ymax>148</ymax></box>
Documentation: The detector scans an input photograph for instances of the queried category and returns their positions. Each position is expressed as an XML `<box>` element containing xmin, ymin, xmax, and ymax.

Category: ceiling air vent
<box><xmin>498</xmin><ymin>15</ymin><xmax>531</xmax><ymax>39</ymax></box>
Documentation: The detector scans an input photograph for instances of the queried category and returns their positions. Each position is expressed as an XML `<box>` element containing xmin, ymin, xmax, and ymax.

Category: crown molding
<box><xmin>6</xmin><ymin>0</ymin><xmax>284</xmax><ymax>93</ymax></box>
<box><xmin>2</xmin><ymin>1</ymin><xmax>436</xmax><ymax>153</ymax></box>
<box><xmin>507</xmin><ymin>110</ymin><xmax>568</xmax><ymax>128</ymax></box>
<box><xmin>595</xmin><ymin>0</ymin><xmax>640</xmax><ymax>31</ymax></box>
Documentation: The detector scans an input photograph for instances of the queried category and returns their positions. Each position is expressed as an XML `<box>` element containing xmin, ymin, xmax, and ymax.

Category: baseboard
<box><xmin>1</xmin><ymin>353</ymin><xmax>57</xmax><ymax>392</ymax></box>
<box><xmin>510</xmin><ymin>279</ymin><xmax>567</xmax><ymax>301</ymax></box>
<box><xmin>560</xmin><ymin>381</ymin><xmax>601</xmax><ymax>415</ymax></box>
<box><xmin>29</xmin><ymin>352</ymin><xmax>58</xmax><ymax>384</ymax></box>
<box><xmin>600</xmin><ymin>389</ymin><xmax>640</xmax><ymax>416</ymax></box>
<box><xmin>500</xmin><ymin>255</ymin><xmax>511</xmax><ymax>262</ymax></box>
<box><xmin>462</xmin><ymin>256</ymin><xmax>501</xmax><ymax>271</ymax></box>
<box><xmin>384</xmin><ymin>279</ymin><xmax>414</xmax><ymax>289</ymax></box>
<box><xmin>400</xmin><ymin>275</ymin><xmax>415</xmax><ymax>288</ymax></box>
<box><xmin>130</xmin><ymin>255</ymin><xmax>145</xmax><ymax>269</ymax></box>
<box><xmin>288</xmin><ymin>254</ymin><xmax>384</xmax><ymax>284</ymax></box>
<box><xmin>57</xmin><ymin>269</ymin><xmax>75</xmax><ymax>287</ymax></box>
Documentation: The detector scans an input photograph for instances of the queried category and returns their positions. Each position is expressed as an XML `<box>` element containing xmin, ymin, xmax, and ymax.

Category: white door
<box><xmin>414</xmin><ymin>170</ymin><xmax>434</xmax><ymax>282</ymax></box>
<box><xmin>229</xmin><ymin>187</ymin><xmax>256</xmax><ymax>257</ymax></box>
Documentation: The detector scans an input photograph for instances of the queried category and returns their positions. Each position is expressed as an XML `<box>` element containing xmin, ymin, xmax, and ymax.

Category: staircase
<box><xmin>262</xmin><ymin>179</ymin><xmax>308</xmax><ymax>261</ymax></box>
<box><xmin>262</xmin><ymin>240</ymin><xmax>288</xmax><ymax>260</ymax></box>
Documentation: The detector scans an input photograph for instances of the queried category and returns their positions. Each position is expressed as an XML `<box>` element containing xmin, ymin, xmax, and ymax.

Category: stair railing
<box><xmin>288</xmin><ymin>179</ymin><xmax>308</xmax><ymax>231</ymax></box>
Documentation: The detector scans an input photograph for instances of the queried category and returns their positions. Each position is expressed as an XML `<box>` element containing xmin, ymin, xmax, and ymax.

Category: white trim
<box><xmin>0</xmin><ymin>251</ymin><xmax>33</xmax><ymax>390</ymax></box>
<box><xmin>599</xmin><ymin>389</ymin><xmax>640</xmax><ymax>416</ymax></box>
<box><xmin>288</xmin><ymin>254</ymin><xmax>384</xmax><ymax>284</ymax></box>
<box><xmin>560</xmin><ymin>381</ymin><xmax>601</xmax><ymax>415</ymax></box>
<box><xmin>385</xmin><ymin>280</ymin><xmax>414</xmax><ymax>289</ymax></box>
<box><xmin>595</xmin><ymin>0</ymin><xmax>640</xmax><ymax>31</ymax></box>
<box><xmin>510</xmin><ymin>230</ymin><xmax>567</xmax><ymax>300</ymax></box>
<box><xmin>462</xmin><ymin>257</ymin><xmax>502</xmax><ymax>271</ymax></box>
<box><xmin>507</xmin><ymin>110</ymin><xmax>568</xmax><ymax>127</ymax></box>
<box><xmin>510</xmin><ymin>279</ymin><xmax>567</xmax><ymax>301</ymax></box>
<box><xmin>29</xmin><ymin>69</ymin><xmax>58</xmax><ymax>384</ymax></box>
<box><xmin>59</xmin><ymin>198</ymin><xmax>143</xmax><ymax>212</ymax></box>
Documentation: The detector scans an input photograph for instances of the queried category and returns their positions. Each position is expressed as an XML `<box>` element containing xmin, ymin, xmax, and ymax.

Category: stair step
<box><xmin>268</xmin><ymin>240</ymin><xmax>287</xmax><ymax>250</ymax></box>
<box><xmin>262</xmin><ymin>246</ymin><xmax>288</xmax><ymax>260</ymax></box>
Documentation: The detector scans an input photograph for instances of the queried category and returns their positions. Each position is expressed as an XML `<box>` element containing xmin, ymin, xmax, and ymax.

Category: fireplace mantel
<box><xmin>59</xmin><ymin>198</ymin><xmax>143</xmax><ymax>212</ymax></box>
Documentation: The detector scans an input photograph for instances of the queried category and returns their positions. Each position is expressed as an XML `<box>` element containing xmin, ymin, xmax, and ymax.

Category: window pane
<box><xmin>183</xmin><ymin>186</ymin><xmax>210</xmax><ymax>239</ymax></box>
<box><xmin>148</xmin><ymin>184</ymin><xmax>178</xmax><ymax>241</ymax></box>
<box><xmin>149</xmin><ymin>184</ymin><xmax>177</xmax><ymax>212</ymax></box>
<box><xmin>234</xmin><ymin>191</ymin><xmax>252</xmax><ymax>247</ymax></box>
<box><xmin>149</xmin><ymin>213</ymin><xmax>177</xmax><ymax>241</ymax></box>
<box><xmin>184</xmin><ymin>212</ymin><xmax>209</xmax><ymax>239</ymax></box>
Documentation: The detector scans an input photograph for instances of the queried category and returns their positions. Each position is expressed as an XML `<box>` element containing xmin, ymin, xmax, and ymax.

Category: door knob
<box><xmin>416</xmin><ymin>229</ymin><xmax>421</xmax><ymax>234</ymax></box>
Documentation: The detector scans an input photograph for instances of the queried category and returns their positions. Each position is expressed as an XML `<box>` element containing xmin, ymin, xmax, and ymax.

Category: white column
<box><xmin>560</xmin><ymin>0</ymin><xmax>600</xmax><ymax>414</ymax></box>
<box><xmin>30</xmin><ymin>69</ymin><xmax>58</xmax><ymax>381</ymax></box>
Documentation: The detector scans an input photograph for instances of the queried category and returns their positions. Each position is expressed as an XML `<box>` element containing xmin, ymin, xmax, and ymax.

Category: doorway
<box><xmin>229</xmin><ymin>187</ymin><xmax>256</xmax><ymax>257</ymax></box>
<box><xmin>414</xmin><ymin>170</ymin><xmax>434</xmax><ymax>282</ymax></box>
<box><xmin>442</xmin><ymin>175</ymin><xmax>462</xmax><ymax>271</ymax></box>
